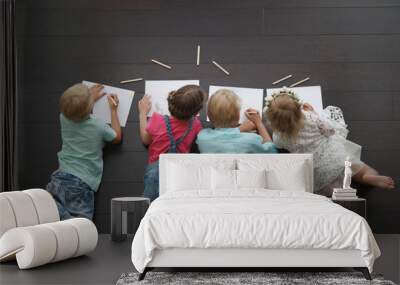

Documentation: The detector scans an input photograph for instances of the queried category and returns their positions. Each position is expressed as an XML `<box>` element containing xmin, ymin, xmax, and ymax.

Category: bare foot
<box><xmin>364</xmin><ymin>175</ymin><xmax>395</xmax><ymax>189</ymax></box>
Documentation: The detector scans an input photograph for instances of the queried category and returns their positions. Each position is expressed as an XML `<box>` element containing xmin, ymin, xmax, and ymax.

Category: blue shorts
<box><xmin>143</xmin><ymin>162</ymin><xmax>159</xmax><ymax>202</ymax></box>
<box><xmin>46</xmin><ymin>170</ymin><xmax>94</xmax><ymax>220</ymax></box>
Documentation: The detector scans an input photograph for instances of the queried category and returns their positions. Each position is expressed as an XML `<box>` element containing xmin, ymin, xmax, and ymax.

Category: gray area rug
<box><xmin>117</xmin><ymin>272</ymin><xmax>396</xmax><ymax>285</ymax></box>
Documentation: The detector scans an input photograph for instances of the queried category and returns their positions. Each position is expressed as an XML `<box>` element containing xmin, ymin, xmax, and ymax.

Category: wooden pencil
<box><xmin>120</xmin><ymin>78</ymin><xmax>143</xmax><ymax>84</ymax></box>
<box><xmin>212</xmin><ymin>60</ymin><xmax>230</xmax><ymax>75</ymax></box>
<box><xmin>109</xmin><ymin>96</ymin><xmax>118</xmax><ymax>107</ymax></box>
<box><xmin>151</xmin><ymin>59</ymin><xmax>172</xmax><ymax>70</ymax></box>
<box><xmin>290</xmin><ymin>77</ymin><xmax>310</xmax><ymax>87</ymax></box>
<box><xmin>196</xmin><ymin>45</ymin><xmax>200</xmax><ymax>66</ymax></box>
<box><xmin>272</xmin><ymin>74</ymin><xmax>293</xmax><ymax>85</ymax></box>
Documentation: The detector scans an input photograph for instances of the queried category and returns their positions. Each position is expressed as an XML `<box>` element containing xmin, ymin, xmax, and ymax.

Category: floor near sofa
<box><xmin>0</xmin><ymin>234</ymin><xmax>133</xmax><ymax>285</ymax></box>
<box><xmin>0</xmin><ymin>234</ymin><xmax>399</xmax><ymax>285</ymax></box>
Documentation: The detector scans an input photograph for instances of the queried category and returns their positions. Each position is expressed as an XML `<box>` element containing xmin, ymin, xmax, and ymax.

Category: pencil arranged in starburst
<box><xmin>290</xmin><ymin>77</ymin><xmax>310</xmax><ymax>87</ymax></box>
<box><xmin>212</xmin><ymin>60</ymin><xmax>230</xmax><ymax>75</ymax></box>
<box><xmin>151</xmin><ymin>59</ymin><xmax>172</xmax><ymax>70</ymax></box>
<box><xmin>196</xmin><ymin>45</ymin><xmax>200</xmax><ymax>66</ymax></box>
<box><xmin>272</xmin><ymin>74</ymin><xmax>293</xmax><ymax>85</ymax></box>
<box><xmin>120</xmin><ymin>78</ymin><xmax>143</xmax><ymax>84</ymax></box>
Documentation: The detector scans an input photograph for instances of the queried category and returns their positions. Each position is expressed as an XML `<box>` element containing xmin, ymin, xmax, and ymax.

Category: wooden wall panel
<box><xmin>323</xmin><ymin>91</ymin><xmax>395</xmax><ymax>121</ymax></box>
<box><xmin>20</xmin><ymin>62</ymin><xmax>400</xmax><ymax>95</ymax></box>
<box><xmin>162</xmin><ymin>0</ymin><xmax>400</xmax><ymax>9</ymax></box>
<box><xmin>16</xmin><ymin>0</ymin><xmax>400</xmax><ymax>233</ymax></box>
<box><xmin>20</xmin><ymin>36</ymin><xmax>400</xmax><ymax>66</ymax></box>
<box><xmin>394</xmin><ymin>95</ymin><xmax>400</xmax><ymax>121</ymax></box>
<box><xmin>263</xmin><ymin>8</ymin><xmax>400</xmax><ymax>35</ymax></box>
<box><xmin>20</xmin><ymin>9</ymin><xmax>263</xmax><ymax>36</ymax></box>
<box><xmin>18</xmin><ymin>0</ymin><xmax>162</xmax><ymax>10</ymax></box>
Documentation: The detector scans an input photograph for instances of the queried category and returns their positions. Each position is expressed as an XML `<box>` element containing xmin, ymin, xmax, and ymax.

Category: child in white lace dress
<box><xmin>264</xmin><ymin>90</ymin><xmax>395</xmax><ymax>196</ymax></box>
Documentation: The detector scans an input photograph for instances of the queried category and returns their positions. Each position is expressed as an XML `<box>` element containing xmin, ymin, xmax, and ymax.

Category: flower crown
<box><xmin>265</xmin><ymin>87</ymin><xmax>301</xmax><ymax>109</ymax></box>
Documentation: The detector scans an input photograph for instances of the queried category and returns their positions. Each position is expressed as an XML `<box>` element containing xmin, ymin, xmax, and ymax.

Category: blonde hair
<box><xmin>265</xmin><ymin>93</ymin><xmax>304</xmax><ymax>140</ymax></box>
<box><xmin>60</xmin><ymin>83</ymin><xmax>93</xmax><ymax>122</ymax></box>
<box><xmin>207</xmin><ymin>89</ymin><xmax>241</xmax><ymax>128</ymax></box>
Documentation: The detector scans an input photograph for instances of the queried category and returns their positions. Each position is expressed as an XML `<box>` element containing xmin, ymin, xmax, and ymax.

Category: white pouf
<box><xmin>1</xmin><ymin>191</ymin><xmax>40</xmax><ymax>227</ymax></box>
<box><xmin>0</xmin><ymin>189</ymin><xmax>98</xmax><ymax>269</ymax></box>
<box><xmin>0</xmin><ymin>225</ymin><xmax>57</xmax><ymax>268</ymax></box>
<box><xmin>0</xmin><ymin>189</ymin><xmax>59</xmax><ymax>237</ymax></box>
<box><xmin>42</xmin><ymin>221</ymin><xmax>79</xmax><ymax>262</ymax></box>
<box><xmin>65</xmin><ymin>218</ymin><xmax>98</xmax><ymax>257</ymax></box>
<box><xmin>0</xmin><ymin>218</ymin><xmax>98</xmax><ymax>269</ymax></box>
<box><xmin>0</xmin><ymin>196</ymin><xmax>17</xmax><ymax>237</ymax></box>
<box><xmin>24</xmin><ymin>189</ymin><xmax>60</xmax><ymax>223</ymax></box>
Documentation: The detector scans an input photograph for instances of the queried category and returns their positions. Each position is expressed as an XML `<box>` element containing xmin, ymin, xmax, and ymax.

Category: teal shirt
<box><xmin>196</xmin><ymin>128</ymin><xmax>278</xmax><ymax>154</ymax></box>
<box><xmin>57</xmin><ymin>114</ymin><xmax>116</xmax><ymax>191</ymax></box>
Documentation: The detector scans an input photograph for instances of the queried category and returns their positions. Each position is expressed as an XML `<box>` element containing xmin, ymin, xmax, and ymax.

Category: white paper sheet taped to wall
<box><xmin>266</xmin><ymin>86</ymin><xmax>323</xmax><ymax>114</ymax></box>
<box><xmin>82</xmin><ymin>81</ymin><xmax>135</xmax><ymax>127</ymax></box>
<box><xmin>208</xmin><ymin>85</ymin><xmax>264</xmax><ymax>124</ymax></box>
<box><xmin>145</xmin><ymin>80</ymin><xmax>200</xmax><ymax>117</ymax></box>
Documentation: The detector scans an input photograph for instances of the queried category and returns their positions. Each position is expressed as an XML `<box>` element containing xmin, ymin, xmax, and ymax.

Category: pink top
<box><xmin>146</xmin><ymin>113</ymin><xmax>202</xmax><ymax>163</ymax></box>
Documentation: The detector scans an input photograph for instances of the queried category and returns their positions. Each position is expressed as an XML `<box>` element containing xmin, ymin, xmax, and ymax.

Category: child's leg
<box><xmin>143</xmin><ymin>162</ymin><xmax>159</xmax><ymax>202</ymax></box>
<box><xmin>51</xmin><ymin>171</ymin><xmax>94</xmax><ymax>220</ymax></box>
<box><xmin>46</xmin><ymin>171</ymin><xmax>72</xmax><ymax>220</ymax></box>
<box><xmin>65</xmin><ymin>183</ymin><xmax>94</xmax><ymax>220</ymax></box>
<box><xmin>352</xmin><ymin>164</ymin><xmax>395</xmax><ymax>189</ymax></box>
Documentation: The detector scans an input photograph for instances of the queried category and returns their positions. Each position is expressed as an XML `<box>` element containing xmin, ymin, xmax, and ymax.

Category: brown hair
<box><xmin>265</xmin><ymin>93</ymin><xmax>304</xmax><ymax>141</ymax></box>
<box><xmin>207</xmin><ymin>89</ymin><xmax>241</xmax><ymax>128</ymax></box>
<box><xmin>167</xmin><ymin>85</ymin><xmax>206</xmax><ymax>120</ymax></box>
<box><xmin>60</xmin><ymin>83</ymin><xmax>93</xmax><ymax>122</ymax></box>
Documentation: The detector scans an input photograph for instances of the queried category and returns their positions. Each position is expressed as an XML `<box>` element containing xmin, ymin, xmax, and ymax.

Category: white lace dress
<box><xmin>272</xmin><ymin>106</ymin><xmax>364</xmax><ymax>195</ymax></box>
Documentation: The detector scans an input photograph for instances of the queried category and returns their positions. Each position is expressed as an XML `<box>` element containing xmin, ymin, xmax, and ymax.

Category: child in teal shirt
<box><xmin>46</xmin><ymin>83</ymin><xmax>122</xmax><ymax>220</ymax></box>
<box><xmin>197</xmin><ymin>89</ymin><xmax>277</xmax><ymax>154</ymax></box>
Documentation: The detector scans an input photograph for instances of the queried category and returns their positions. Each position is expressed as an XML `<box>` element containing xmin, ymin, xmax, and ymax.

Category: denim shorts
<box><xmin>143</xmin><ymin>162</ymin><xmax>159</xmax><ymax>202</ymax></box>
<box><xmin>46</xmin><ymin>170</ymin><xmax>94</xmax><ymax>220</ymax></box>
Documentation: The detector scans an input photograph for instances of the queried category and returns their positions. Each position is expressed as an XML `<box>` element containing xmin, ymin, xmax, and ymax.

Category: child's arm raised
<box><xmin>138</xmin><ymin>95</ymin><xmax>152</xmax><ymax>146</ymax></box>
<box><xmin>108</xmin><ymin>94</ymin><xmax>122</xmax><ymax>144</ymax></box>
<box><xmin>245</xmin><ymin>109</ymin><xmax>272</xmax><ymax>143</ymax></box>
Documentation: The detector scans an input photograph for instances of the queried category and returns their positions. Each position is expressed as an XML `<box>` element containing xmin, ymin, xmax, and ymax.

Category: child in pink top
<box><xmin>145</xmin><ymin>113</ymin><xmax>202</xmax><ymax>164</ymax></box>
<box><xmin>138</xmin><ymin>85</ymin><xmax>206</xmax><ymax>201</ymax></box>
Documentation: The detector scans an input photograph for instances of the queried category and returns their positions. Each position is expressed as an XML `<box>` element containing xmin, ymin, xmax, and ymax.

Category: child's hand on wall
<box><xmin>90</xmin><ymin>84</ymin><xmax>106</xmax><ymax>102</ymax></box>
<box><xmin>245</xmin><ymin>108</ymin><xmax>272</xmax><ymax>142</ymax></box>
<box><xmin>107</xmin><ymin>94</ymin><xmax>122</xmax><ymax>144</ymax></box>
<box><xmin>239</xmin><ymin>120</ymin><xmax>256</xmax><ymax>133</ymax></box>
<box><xmin>108</xmin><ymin>94</ymin><xmax>119</xmax><ymax>110</ymax></box>
<box><xmin>302</xmin><ymin>103</ymin><xmax>314</xmax><ymax>112</ymax></box>
<box><xmin>138</xmin><ymin>95</ymin><xmax>152</xmax><ymax>145</ymax></box>
<box><xmin>245</xmin><ymin>109</ymin><xmax>262</xmax><ymax>127</ymax></box>
<box><xmin>138</xmin><ymin>95</ymin><xmax>152</xmax><ymax>115</ymax></box>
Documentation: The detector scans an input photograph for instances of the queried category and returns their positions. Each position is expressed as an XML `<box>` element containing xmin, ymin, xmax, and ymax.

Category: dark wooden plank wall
<box><xmin>16</xmin><ymin>0</ymin><xmax>400</xmax><ymax>233</ymax></box>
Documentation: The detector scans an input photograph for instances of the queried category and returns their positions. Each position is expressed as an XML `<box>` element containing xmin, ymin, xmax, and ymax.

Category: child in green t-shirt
<box><xmin>46</xmin><ymin>83</ymin><xmax>122</xmax><ymax>220</ymax></box>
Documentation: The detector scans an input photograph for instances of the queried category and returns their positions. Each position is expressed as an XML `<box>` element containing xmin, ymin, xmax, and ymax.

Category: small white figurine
<box><xmin>343</xmin><ymin>157</ymin><xmax>353</xmax><ymax>190</ymax></box>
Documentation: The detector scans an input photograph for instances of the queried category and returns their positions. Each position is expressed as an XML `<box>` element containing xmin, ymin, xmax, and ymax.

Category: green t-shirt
<box><xmin>57</xmin><ymin>114</ymin><xmax>116</xmax><ymax>191</ymax></box>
